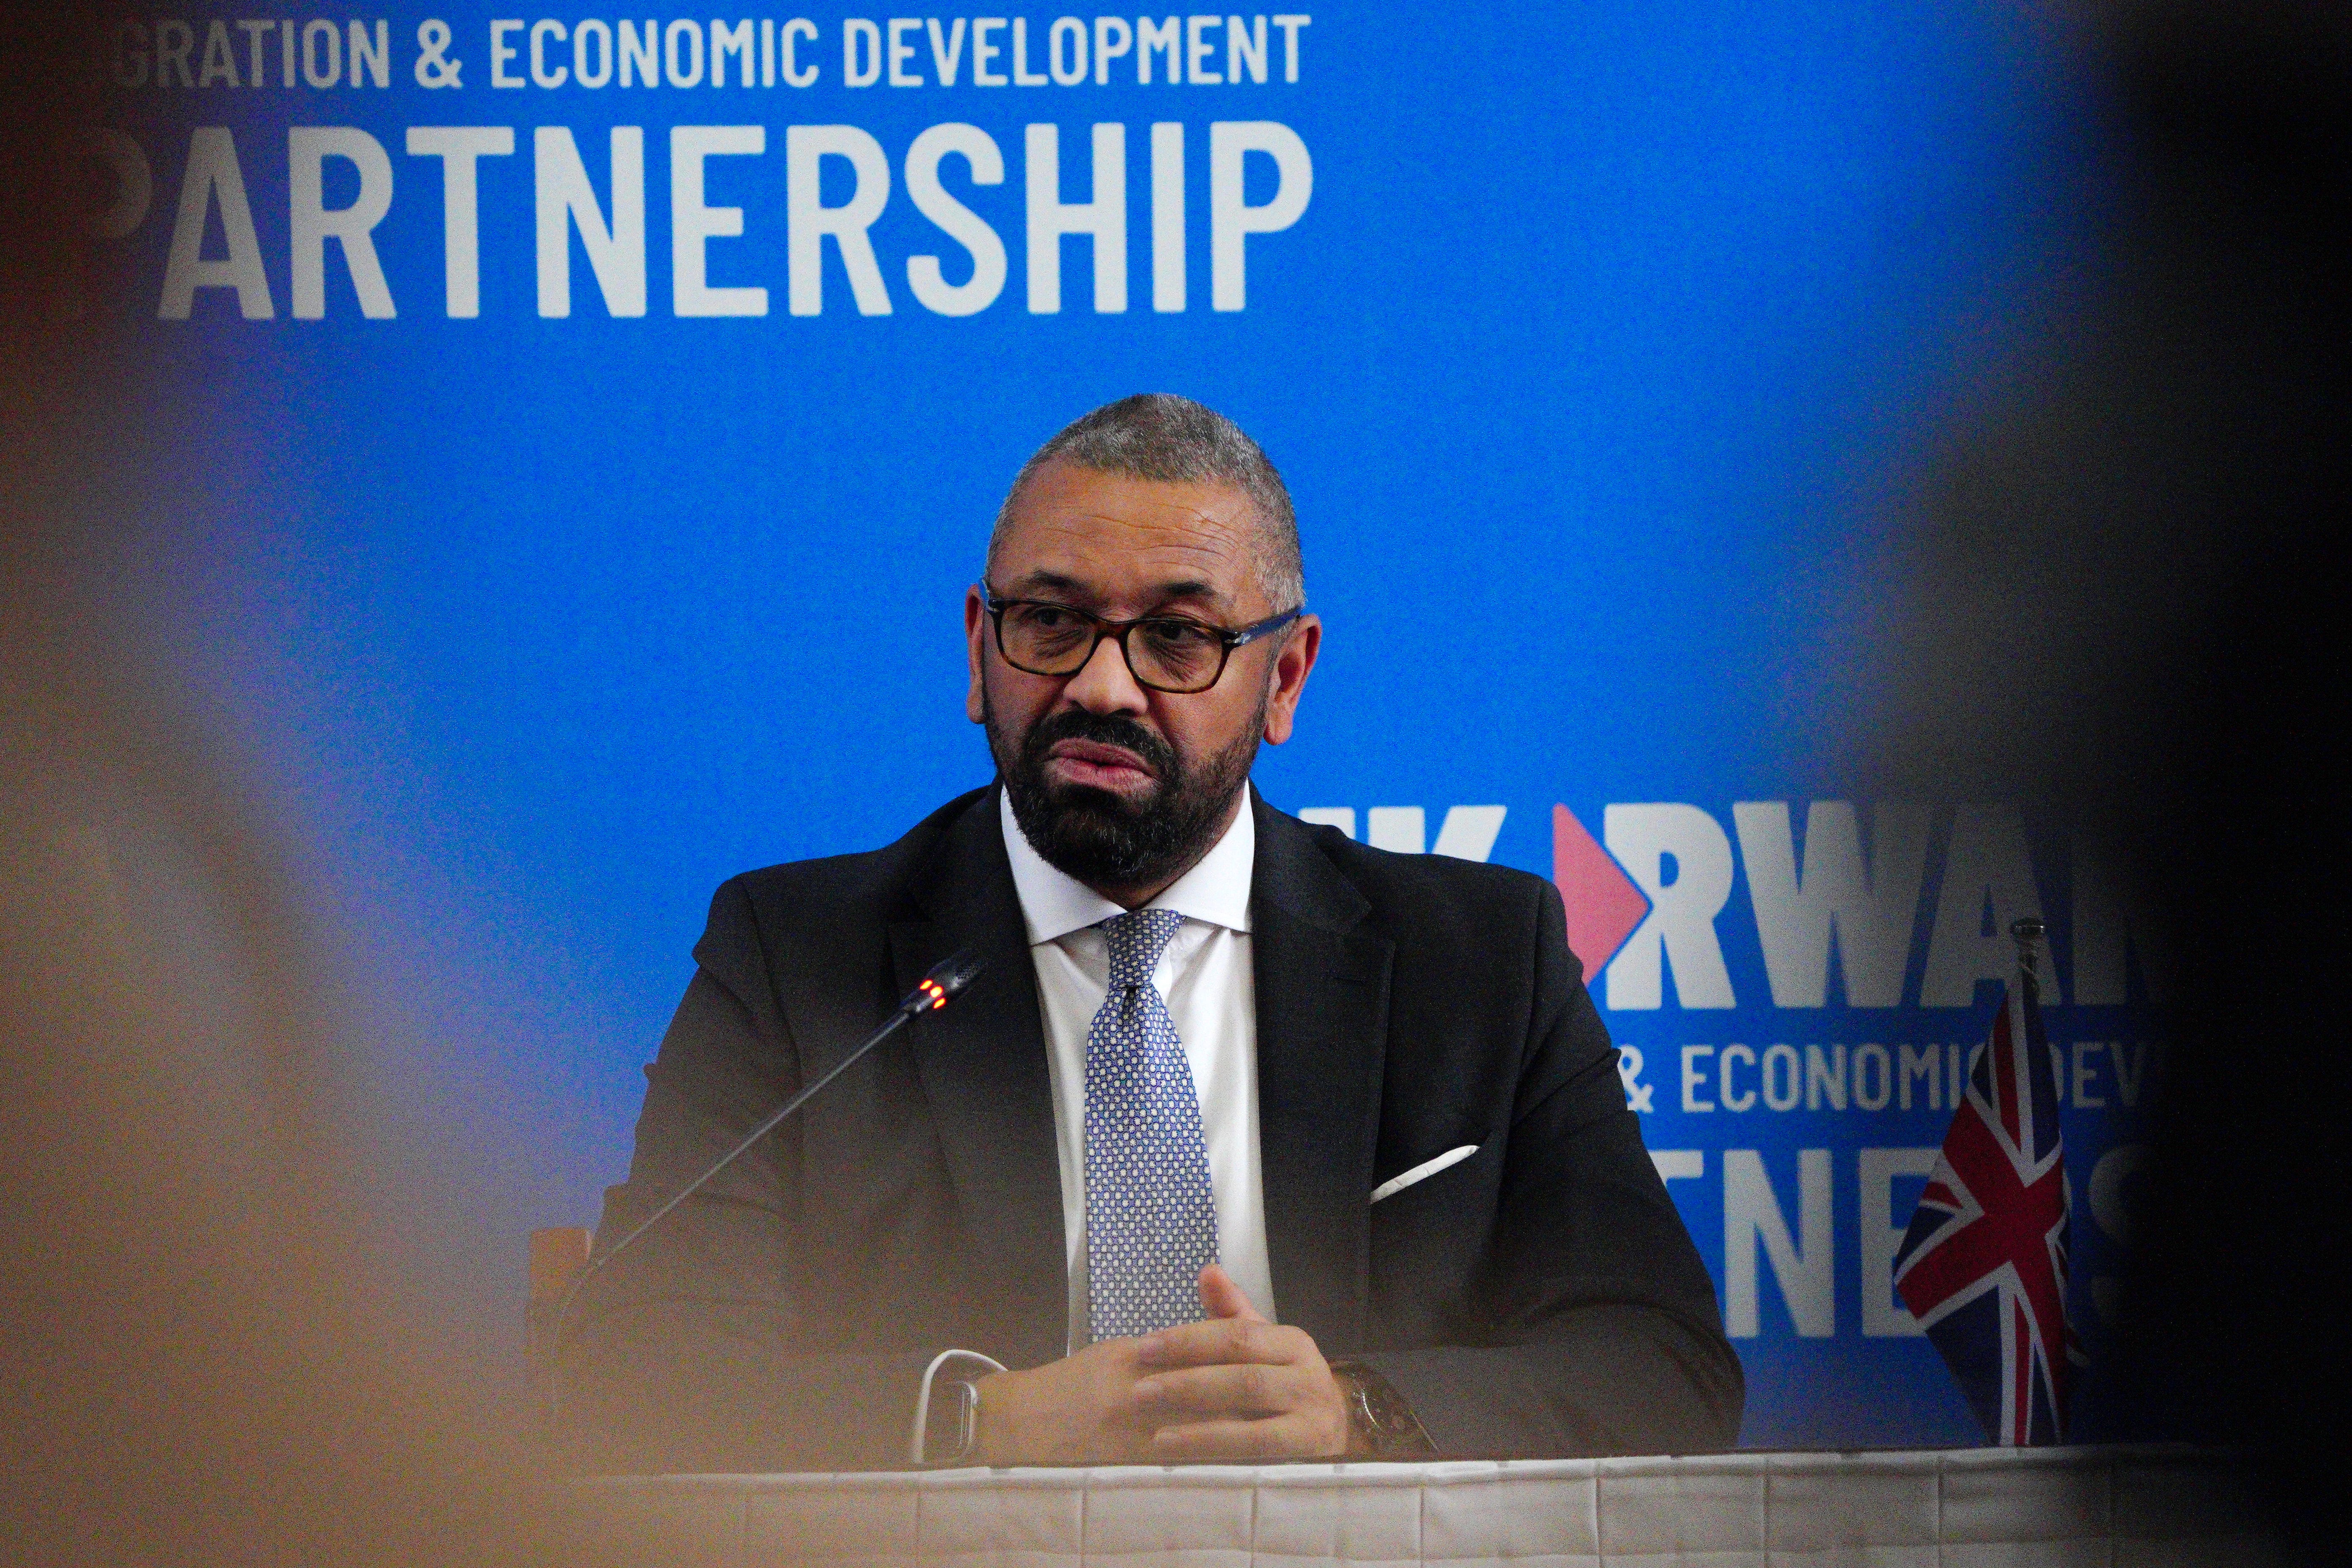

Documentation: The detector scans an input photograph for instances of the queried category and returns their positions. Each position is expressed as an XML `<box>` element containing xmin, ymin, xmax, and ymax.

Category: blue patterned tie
<box><xmin>1084</xmin><ymin>908</ymin><xmax>1220</xmax><ymax>1342</ymax></box>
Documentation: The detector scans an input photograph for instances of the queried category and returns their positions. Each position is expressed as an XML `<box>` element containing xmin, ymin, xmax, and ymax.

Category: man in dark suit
<box><xmin>561</xmin><ymin>395</ymin><xmax>1740</xmax><ymax>1471</ymax></box>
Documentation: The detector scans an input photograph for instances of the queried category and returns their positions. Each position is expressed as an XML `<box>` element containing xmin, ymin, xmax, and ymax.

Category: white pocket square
<box><xmin>1370</xmin><ymin>1143</ymin><xmax>1480</xmax><ymax>1205</ymax></box>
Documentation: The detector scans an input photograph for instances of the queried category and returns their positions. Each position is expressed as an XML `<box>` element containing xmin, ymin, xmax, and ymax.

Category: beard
<box><xmin>987</xmin><ymin>693</ymin><xmax>1264</xmax><ymax>892</ymax></box>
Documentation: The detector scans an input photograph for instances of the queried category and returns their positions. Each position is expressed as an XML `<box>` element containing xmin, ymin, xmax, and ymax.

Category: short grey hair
<box><xmin>987</xmin><ymin>394</ymin><xmax>1304</xmax><ymax>612</ymax></box>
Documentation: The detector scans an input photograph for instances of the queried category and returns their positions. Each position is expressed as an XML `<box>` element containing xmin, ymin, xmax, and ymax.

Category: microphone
<box><xmin>543</xmin><ymin>948</ymin><xmax>986</xmax><ymax>1435</ymax></box>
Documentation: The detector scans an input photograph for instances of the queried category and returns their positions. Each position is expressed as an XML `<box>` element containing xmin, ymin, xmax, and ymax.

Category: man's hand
<box><xmin>970</xmin><ymin>1337</ymin><xmax>1161</xmax><ymax>1465</ymax></box>
<box><xmin>1130</xmin><ymin>1265</ymin><xmax>1353</xmax><ymax>1460</ymax></box>
<box><xmin>972</xmin><ymin>1266</ymin><xmax>1353</xmax><ymax>1463</ymax></box>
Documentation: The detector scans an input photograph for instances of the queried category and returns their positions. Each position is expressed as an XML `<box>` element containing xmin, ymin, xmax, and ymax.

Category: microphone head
<box><xmin>926</xmin><ymin>948</ymin><xmax>987</xmax><ymax>998</ymax></box>
<box><xmin>908</xmin><ymin>949</ymin><xmax>987</xmax><ymax>1012</ymax></box>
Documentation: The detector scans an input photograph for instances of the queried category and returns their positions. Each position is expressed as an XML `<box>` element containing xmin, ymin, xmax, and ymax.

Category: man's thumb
<box><xmin>1198</xmin><ymin>1263</ymin><xmax>1267</xmax><ymax>1322</ymax></box>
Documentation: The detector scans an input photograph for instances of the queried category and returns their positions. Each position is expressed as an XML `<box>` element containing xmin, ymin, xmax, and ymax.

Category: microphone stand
<box><xmin>540</xmin><ymin>949</ymin><xmax>985</xmax><ymax>1449</ymax></box>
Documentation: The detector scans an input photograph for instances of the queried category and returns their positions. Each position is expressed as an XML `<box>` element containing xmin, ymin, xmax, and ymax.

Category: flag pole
<box><xmin>2010</xmin><ymin>916</ymin><xmax>2046</xmax><ymax>1002</ymax></box>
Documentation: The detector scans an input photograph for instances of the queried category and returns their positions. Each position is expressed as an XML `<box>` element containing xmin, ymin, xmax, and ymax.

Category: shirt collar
<box><xmin>999</xmin><ymin>784</ymin><xmax>1256</xmax><ymax>945</ymax></box>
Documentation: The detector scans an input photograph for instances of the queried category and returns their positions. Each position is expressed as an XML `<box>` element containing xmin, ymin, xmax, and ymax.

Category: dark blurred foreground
<box><xmin>5</xmin><ymin>0</ymin><xmax>2347</xmax><ymax>1563</ymax></box>
<box><xmin>0</xmin><ymin>7</ymin><xmax>550</xmax><ymax>1564</ymax></box>
<box><xmin>1868</xmin><ymin>2</ymin><xmax>2351</xmax><ymax>1561</ymax></box>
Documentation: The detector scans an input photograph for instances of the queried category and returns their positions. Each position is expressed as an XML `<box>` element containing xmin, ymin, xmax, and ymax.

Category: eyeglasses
<box><xmin>980</xmin><ymin>587</ymin><xmax>1304</xmax><ymax>694</ymax></box>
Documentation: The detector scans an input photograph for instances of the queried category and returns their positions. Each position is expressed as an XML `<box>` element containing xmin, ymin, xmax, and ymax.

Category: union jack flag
<box><xmin>1893</xmin><ymin>935</ymin><xmax>2083</xmax><ymax>1444</ymax></box>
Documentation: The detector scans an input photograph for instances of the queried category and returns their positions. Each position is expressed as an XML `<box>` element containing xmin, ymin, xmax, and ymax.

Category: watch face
<box><xmin>1337</xmin><ymin>1367</ymin><xmax>1387</xmax><ymax>1448</ymax></box>
<box><xmin>1334</xmin><ymin>1362</ymin><xmax>1431</xmax><ymax>1456</ymax></box>
<box><xmin>926</xmin><ymin>1380</ymin><xmax>975</xmax><ymax>1462</ymax></box>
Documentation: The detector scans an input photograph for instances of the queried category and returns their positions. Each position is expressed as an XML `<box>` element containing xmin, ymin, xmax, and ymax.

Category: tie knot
<box><xmin>1101</xmin><ymin>908</ymin><xmax>1186</xmax><ymax>988</ymax></box>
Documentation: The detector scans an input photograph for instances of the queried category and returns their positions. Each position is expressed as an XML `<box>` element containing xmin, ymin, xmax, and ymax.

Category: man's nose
<box><xmin>1061</xmin><ymin>629</ymin><xmax>1150</xmax><ymax>714</ymax></box>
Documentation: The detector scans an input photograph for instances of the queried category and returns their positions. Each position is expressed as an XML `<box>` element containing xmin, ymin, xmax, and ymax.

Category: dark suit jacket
<box><xmin>560</xmin><ymin>785</ymin><xmax>1741</xmax><ymax>1470</ymax></box>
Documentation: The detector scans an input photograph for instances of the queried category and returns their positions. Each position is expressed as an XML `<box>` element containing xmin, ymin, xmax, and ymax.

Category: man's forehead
<box><xmin>996</xmin><ymin>465</ymin><xmax>1260</xmax><ymax>599</ymax></box>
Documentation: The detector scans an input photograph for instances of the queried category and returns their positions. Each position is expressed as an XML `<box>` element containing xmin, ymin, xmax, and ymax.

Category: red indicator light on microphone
<box><xmin>917</xmin><ymin>978</ymin><xmax>947</xmax><ymax>1010</ymax></box>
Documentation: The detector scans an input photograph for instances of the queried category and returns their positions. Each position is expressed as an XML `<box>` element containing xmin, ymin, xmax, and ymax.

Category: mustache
<box><xmin>1019</xmin><ymin>708</ymin><xmax>1181</xmax><ymax>783</ymax></box>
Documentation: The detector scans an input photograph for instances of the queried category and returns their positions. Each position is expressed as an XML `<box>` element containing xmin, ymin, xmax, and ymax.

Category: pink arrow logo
<box><xmin>1552</xmin><ymin>804</ymin><xmax>1652</xmax><ymax>985</ymax></box>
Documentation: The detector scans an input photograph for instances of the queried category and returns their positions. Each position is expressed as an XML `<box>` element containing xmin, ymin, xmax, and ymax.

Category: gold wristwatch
<box><xmin>1328</xmin><ymin>1360</ymin><xmax>1437</xmax><ymax>1458</ymax></box>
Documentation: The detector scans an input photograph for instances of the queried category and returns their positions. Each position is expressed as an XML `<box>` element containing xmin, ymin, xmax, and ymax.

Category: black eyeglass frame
<box><xmin>979</xmin><ymin>586</ymin><xmax>1306</xmax><ymax>694</ymax></box>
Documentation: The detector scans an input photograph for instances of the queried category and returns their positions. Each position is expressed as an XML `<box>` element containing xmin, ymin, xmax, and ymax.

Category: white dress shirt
<box><xmin>906</xmin><ymin>790</ymin><xmax>1279</xmax><ymax>1460</ymax></box>
<box><xmin>999</xmin><ymin>786</ymin><xmax>1277</xmax><ymax>1348</ymax></box>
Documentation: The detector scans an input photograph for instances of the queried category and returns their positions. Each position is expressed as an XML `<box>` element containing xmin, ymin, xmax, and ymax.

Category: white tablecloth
<box><xmin>561</xmin><ymin>1448</ymin><xmax>2276</xmax><ymax>1568</ymax></box>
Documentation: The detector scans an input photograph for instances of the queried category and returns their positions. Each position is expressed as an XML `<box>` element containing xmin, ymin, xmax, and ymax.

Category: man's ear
<box><xmin>1261</xmin><ymin>613</ymin><xmax>1321</xmax><ymax>746</ymax></box>
<box><xmin>965</xmin><ymin>586</ymin><xmax>990</xmax><ymax>724</ymax></box>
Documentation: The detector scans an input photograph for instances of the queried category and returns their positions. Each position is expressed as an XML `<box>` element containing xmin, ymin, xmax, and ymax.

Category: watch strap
<box><xmin>909</xmin><ymin>1348</ymin><xmax>1006</xmax><ymax>1465</ymax></box>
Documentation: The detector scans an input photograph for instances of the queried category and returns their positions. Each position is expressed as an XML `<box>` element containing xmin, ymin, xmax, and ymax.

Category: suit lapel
<box><xmin>890</xmin><ymin>790</ymin><xmax>1068</xmax><ymax>1367</ymax></box>
<box><xmin>1250</xmin><ymin>793</ymin><xmax>1392</xmax><ymax>1354</ymax></box>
